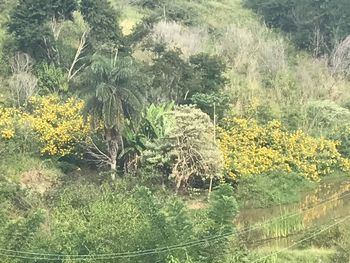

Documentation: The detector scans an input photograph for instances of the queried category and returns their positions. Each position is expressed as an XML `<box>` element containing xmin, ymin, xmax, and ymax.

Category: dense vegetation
<box><xmin>0</xmin><ymin>0</ymin><xmax>349</xmax><ymax>262</ymax></box>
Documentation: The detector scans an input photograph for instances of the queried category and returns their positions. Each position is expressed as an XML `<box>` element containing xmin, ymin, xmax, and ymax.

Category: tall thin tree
<box><xmin>85</xmin><ymin>52</ymin><xmax>144</xmax><ymax>178</ymax></box>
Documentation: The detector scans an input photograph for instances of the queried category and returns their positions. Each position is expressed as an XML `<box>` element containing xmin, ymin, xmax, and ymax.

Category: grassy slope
<box><xmin>255</xmin><ymin>248</ymin><xmax>334</xmax><ymax>263</ymax></box>
<box><xmin>0</xmin><ymin>1</ymin><xmax>347</xmax><ymax>261</ymax></box>
<box><xmin>119</xmin><ymin>0</ymin><xmax>350</xmax><ymax>134</ymax></box>
<box><xmin>111</xmin><ymin>2</ymin><xmax>348</xmax><ymax>261</ymax></box>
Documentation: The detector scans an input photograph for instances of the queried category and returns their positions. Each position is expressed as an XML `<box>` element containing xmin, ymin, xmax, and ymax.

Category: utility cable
<box><xmin>251</xmin><ymin>213</ymin><xmax>350</xmax><ymax>263</ymax></box>
<box><xmin>0</xmin><ymin>190</ymin><xmax>349</xmax><ymax>261</ymax></box>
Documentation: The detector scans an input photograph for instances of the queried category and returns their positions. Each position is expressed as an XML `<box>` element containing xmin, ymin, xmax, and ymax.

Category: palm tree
<box><xmin>85</xmin><ymin>51</ymin><xmax>144</xmax><ymax>178</ymax></box>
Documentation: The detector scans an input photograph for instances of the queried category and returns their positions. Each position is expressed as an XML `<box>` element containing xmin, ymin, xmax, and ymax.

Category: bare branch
<box><xmin>67</xmin><ymin>31</ymin><xmax>89</xmax><ymax>81</ymax></box>
<box><xmin>83</xmin><ymin>137</ymin><xmax>111</xmax><ymax>168</ymax></box>
<box><xmin>331</xmin><ymin>35</ymin><xmax>350</xmax><ymax>77</ymax></box>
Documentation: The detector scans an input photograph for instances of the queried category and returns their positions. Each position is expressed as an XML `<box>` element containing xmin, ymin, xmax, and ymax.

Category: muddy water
<box><xmin>236</xmin><ymin>177</ymin><xmax>350</xmax><ymax>248</ymax></box>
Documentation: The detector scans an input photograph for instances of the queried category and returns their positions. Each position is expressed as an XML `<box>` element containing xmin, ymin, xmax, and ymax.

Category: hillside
<box><xmin>0</xmin><ymin>0</ymin><xmax>349</xmax><ymax>262</ymax></box>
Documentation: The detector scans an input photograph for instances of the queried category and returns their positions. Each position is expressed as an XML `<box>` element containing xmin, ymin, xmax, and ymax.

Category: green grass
<box><xmin>254</xmin><ymin>248</ymin><xmax>334</xmax><ymax>263</ymax></box>
<box><xmin>0</xmin><ymin>154</ymin><xmax>62</xmax><ymax>182</ymax></box>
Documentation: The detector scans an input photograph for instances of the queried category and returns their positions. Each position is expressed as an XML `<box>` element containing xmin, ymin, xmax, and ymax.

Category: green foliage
<box><xmin>244</xmin><ymin>0</ymin><xmax>350</xmax><ymax>55</ymax></box>
<box><xmin>86</xmin><ymin>53</ymin><xmax>145</xmax><ymax>129</ymax></box>
<box><xmin>189</xmin><ymin>53</ymin><xmax>227</xmax><ymax>93</ymax></box>
<box><xmin>0</xmin><ymin>178</ymin><xmax>239</xmax><ymax>263</ymax></box>
<box><xmin>119</xmin><ymin>103</ymin><xmax>175</xmax><ymax>173</ymax></box>
<box><xmin>161</xmin><ymin>2</ymin><xmax>200</xmax><ymax>26</ymax></box>
<box><xmin>141</xmin><ymin>103</ymin><xmax>175</xmax><ymax>140</ymax></box>
<box><xmin>150</xmin><ymin>47</ymin><xmax>198</xmax><ymax>103</ymax></box>
<box><xmin>200</xmin><ymin>184</ymin><xmax>239</xmax><ymax>262</ymax></box>
<box><xmin>190</xmin><ymin>92</ymin><xmax>230</xmax><ymax>120</ymax></box>
<box><xmin>332</xmin><ymin>222</ymin><xmax>350</xmax><ymax>262</ymax></box>
<box><xmin>330</xmin><ymin>125</ymin><xmax>350</xmax><ymax>158</ymax></box>
<box><xmin>143</xmin><ymin>106</ymin><xmax>223</xmax><ymax>191</ymax></box>
<box><xmin>235</xmin><ymin>172</ymin><xmax>315</xmax><ymax>208</ymax></box>
<box><xmin>8</xmin><ymin>0</ymin><xmax>78</xmax><ymax>61</ymax></box>
<box><xmin>150</xmin><ymin>47</ymin><xmax>227</xmax><ymax>105</ymax></box>
<box><xmin>132</xmin><ymin>0</ymin><xmax>199</xmax><ymax>26</ymax></box>
<box><xmin>304</xmin><ymin>100</ymin><xmax>350</xmax><ymax>136</ymax></box>
<box><xmin>80</xmin><ymin>0</ymin><xmax>123</xmax><ymax>50</ymax></box>
<box><xmin>208</xmin><ymin>184</ymin><xmax>238</xmax><ymax>232</ymax></box>
<box><xmin>36</xmin><ymin>63</ymin><xmax>68</xmax><ymax>93</ymax></box>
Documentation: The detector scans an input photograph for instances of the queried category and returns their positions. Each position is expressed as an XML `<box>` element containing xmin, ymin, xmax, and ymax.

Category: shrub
<box><xmin>0</xmin><ymin>180</ymin><xmax>239</xmax><ymax>263</ymax></box>
<box><xmin>144</xmin><ymin>106</ymin><xmax>223</xmax><ymax>191</ymax></box>
<box><xmin>0</xmin><ymin>95</ymin><xmax>91</xmax><ymax>157</ymax></box>
<box><xmin>219</xmin><ymin>117</ymin><xmax>350</xmax><ymax>181</ymax></box>
<box><xmin>330</xmin><ymin>125</ymin><xmax>350</xmax><ymax>158</ymax></box>
<box><xmin>303</xmin><ymin>100</ymin><xmax>350</xmax><ymax>136</ymax></box>
<box><xmin>244</xmin><ymin>0</ymin><xmax>350</xmax><ymax>56</ymax></box>
<box><xmin>36</xmin><ymin>63</ymin><xmax>68</xmax><ymax>93</ymax></box>
<box><xmin>235</xmin><ymin>172</ymin><xmax>315</xmax><ymax>208</ymax></box>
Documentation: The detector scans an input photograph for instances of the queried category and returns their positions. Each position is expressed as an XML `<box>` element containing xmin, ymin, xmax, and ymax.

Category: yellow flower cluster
<box><xmin>27</xmin><ymin>96</ymin><xmax>90</xmax><ymax>156</ymax></box>
<box><xmin>0</xmin><ymin>95</ymin><xmax>91</xmax><ymax>157</ymax></box>
<box><xmin>0</xmin><ymin>108</ymin><xmax>20</xmax><ymax>139</ymax></box>
<box><xmin>219</xmin><ymin>118</ymin><xmax>350</xmax><ymax>180</ymax></box>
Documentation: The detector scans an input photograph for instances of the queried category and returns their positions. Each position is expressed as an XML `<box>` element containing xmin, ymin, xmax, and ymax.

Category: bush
<box><xmin>219</xmin><ymin>117</ymin><xmax>350</xmax><ymax>181</ymax></box>
<box><xmin>304</xmin><ymin>100</ymin><xmax>350</xmax><ymax>136</ymax></box>
<box><xmin>244</xmin><ymin>0</ymin><xmax>350</xmax><ymax>56</ymax></box>
<box><xmin>0</xmin><ymin>179</ymin><xmax>240</xmax><ymax>263</ymax></box>
<box><xmin>235</xmin><ymin>172</ymin><xmax>315</xmax><ymax>208</ymax></box>
<box><xmin>330</xmin><ymin>125</ymin><xmax>350</xmax><ymax>158</ymax></box>
<box><xmin>36</xmin><ymin>63</ymin><xmax>68</xmax><ymax>93</ymax></box>
<box><xmin>0</xmin><ymin>95</ymin><xmax>91</xmax><ymax>157</ymax></box>
<box><xmin>143</xmin><ymin>105</ymin><xmax>223</xmax><ymax>191</ymax></box>
<box><xmin>332</xmin><ymin>222</ymin><xmax>350</xmax><ymax>262</ymax></box>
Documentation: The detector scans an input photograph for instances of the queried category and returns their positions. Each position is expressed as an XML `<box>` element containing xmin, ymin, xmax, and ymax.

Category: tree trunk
<box><xmin>110</xmin><ymin>149</ymin><xmax>117</xmax><ymax>180</ymax></box>
<box><xmin>105</xmin><ymin>128</ymin><xmax>119</xmax><ymax>180</ymax></box>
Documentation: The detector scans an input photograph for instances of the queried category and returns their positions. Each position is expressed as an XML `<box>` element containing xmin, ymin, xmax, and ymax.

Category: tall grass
<box><xmin>260</xmin><ymin>210</ymin><xmax>305</xmax><ymax>239</ymax></box>
<box><xmin>137</xmin><ymin>0</ymin><xmax>350</xmax><ymax>133</ymax></box>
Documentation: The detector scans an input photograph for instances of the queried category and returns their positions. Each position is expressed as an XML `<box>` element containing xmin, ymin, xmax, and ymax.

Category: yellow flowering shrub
<box><xmin>26</xmin><ymin>96</ymin><xmax>90</xmax><ymax>156</ymax></box>
<box><xmin>0</xmin><ymin>95</ymin><xmax>91</xmax><ymax>157</ymax></box>
<box><xmin>0</xmin><ymin>108</ymin><xmax>20</xmax><ymax>139</ymax></box>
<box><xmin>219</xmin><ymin>118</ymin><xmax>350</xmax><ymax>180</ymax></box>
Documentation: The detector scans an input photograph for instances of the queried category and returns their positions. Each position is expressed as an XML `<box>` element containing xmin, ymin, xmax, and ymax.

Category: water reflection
<box><xmin>236</xmin><ymin>178</ymin><xmax>350</xmax><ymax>248</ymax></box>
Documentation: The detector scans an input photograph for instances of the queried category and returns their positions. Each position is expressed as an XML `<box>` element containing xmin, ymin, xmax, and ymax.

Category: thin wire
<box><xmin>251</xmin><ymin>213</ymin><xmax>350</xmax><ymax>263</ymax></box>
<box><xmin>0</xmin><ymin>191</ymin><xmax>349</xmax><ymax>261</ymax></box>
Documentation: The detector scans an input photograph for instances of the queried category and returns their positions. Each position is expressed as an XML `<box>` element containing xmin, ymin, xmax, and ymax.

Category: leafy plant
<box><xmin>84</xmin><ymin>52</ymin><xmax>146</xmax><ymax>174</ymax></box>
<box><xmin>219</xmin><ymin>117</ymin><xmax>350</xmax><ymax>181</ymax></box>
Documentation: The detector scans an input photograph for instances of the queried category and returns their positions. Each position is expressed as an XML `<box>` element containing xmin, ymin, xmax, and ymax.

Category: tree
<box><xmin>7</xmin><ymin>0</ymin><xmax>77</xmax><ymax>62</ymax></box>
<box><xmin>189</xmin><ymin>53</ymin><xmax>227</xmax><ymax>94</ymax></box>
<box><xmin>244</xmin><ymin>0</ymin><xmax>350</xmax><ymax>56</ymax></box>
<box><xmin>143</xmin><ymin>106</ymin><xmax>223</xmax><ymax>191</ymax></box>
<box><xmin>189</xmin><ymin>53</ymin><xmax>228</xmax><ymax>118</ymax></box>
<box><xmin>150</xmin><ymin>47</ymin><xmax>200</xmax><ymax>103</ymax></box>
<box><xmin>80</xmin><ymin>0</ymin><xmax>123</xmax><ymax>51</ymax></box>
<box><xmin>84</xmin><ymin>52</ymin><xmax>145</xmax><ymax>177</ymax></box>
<box><xmin>8</xmin><ymin>53</ymin><xmax>38</xmax><ymax>107</ymax></box>
<box><xmin>168</xmin><ymin>106</ymin><xmax>223</xmax><ymax>191</ymax></box>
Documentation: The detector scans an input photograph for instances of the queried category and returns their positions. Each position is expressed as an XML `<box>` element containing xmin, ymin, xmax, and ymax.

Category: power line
<box><xmin>0</xmin><ymin>191</ymin><xmax>349</xmax><ymax>261</ymax></box>
<box><xmin>251</xmin><ymin>213</ymin><xmax>350</xmax><ymax>263</ymax></box>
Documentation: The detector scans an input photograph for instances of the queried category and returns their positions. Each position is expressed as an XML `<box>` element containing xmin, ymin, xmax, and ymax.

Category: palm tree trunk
<box><xmin>109</xmin><ymin>141</ymin><xmax>117</xmax><ymax>180</ymax></box>
<box><xmin>105</xmin><ymin>128</ymin><xmax>119</xmax><ymax>180</ymax></box>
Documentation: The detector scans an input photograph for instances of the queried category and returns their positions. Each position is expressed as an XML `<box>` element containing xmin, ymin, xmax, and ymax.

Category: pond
<box><xmin>236</xmin><ymin>177</ymin><xmax>350</xmax><ymax>248</ymax></box>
